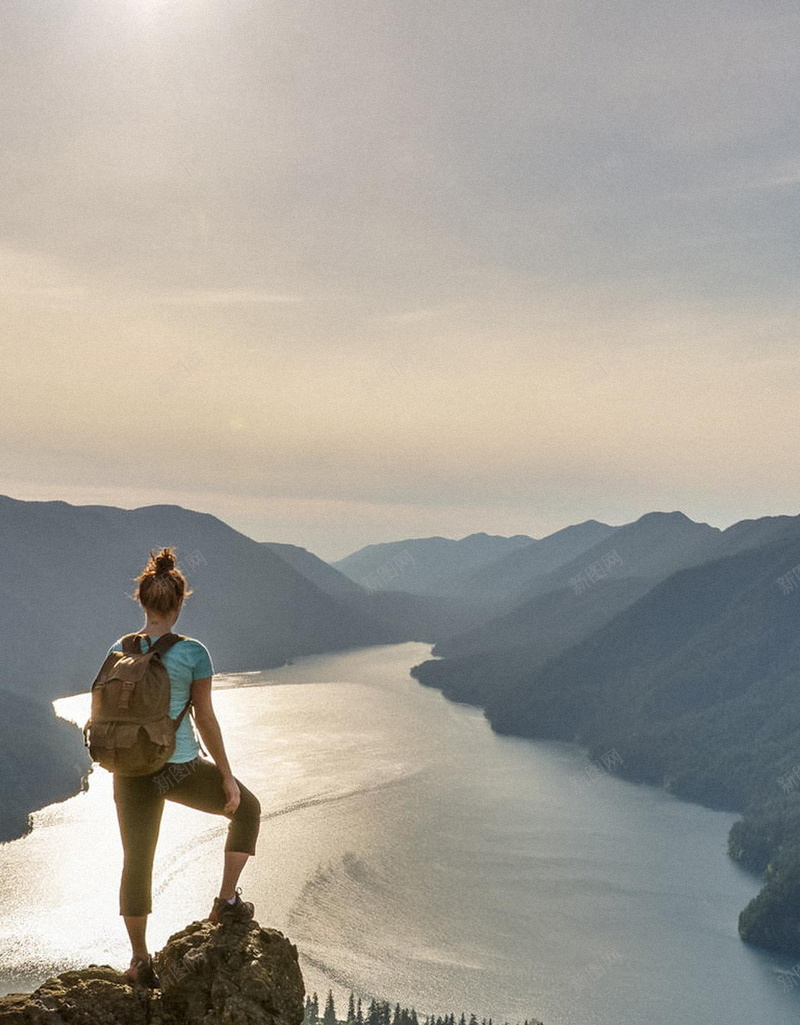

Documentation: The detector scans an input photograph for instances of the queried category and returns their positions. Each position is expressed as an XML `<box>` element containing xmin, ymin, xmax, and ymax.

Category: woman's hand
<box><xmin>222</xmin><ymin>775</ymin><xmax>241</xmax><ymax>816</ymax></box>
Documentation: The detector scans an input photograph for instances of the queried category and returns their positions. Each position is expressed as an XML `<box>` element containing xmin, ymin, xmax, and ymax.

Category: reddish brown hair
<box><xmin>133</xmin><ymin>546</ymin><xmax>193</xmax><ymax>615</ymax></box>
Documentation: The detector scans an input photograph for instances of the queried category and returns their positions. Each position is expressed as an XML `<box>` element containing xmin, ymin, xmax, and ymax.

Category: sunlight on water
<box><xmin>1</xmin><ymin>650</ymin><xmax>424</xmax><ymax>990</ymax></box>
<box><xmin>1</xmin><ymin>642</ymin><xmax>798</xmax><ymax>1024</ymax></box>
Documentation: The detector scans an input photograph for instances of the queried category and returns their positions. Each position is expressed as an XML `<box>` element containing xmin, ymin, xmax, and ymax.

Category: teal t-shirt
<box><xmin>106</xmin><ymin>634</ymin><xmax>214</xmax><ymax>763</ymax></box>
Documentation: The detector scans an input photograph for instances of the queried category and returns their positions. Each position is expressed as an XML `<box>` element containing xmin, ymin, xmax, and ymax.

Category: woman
<box><xmin>110</xmin><ymin>547</ymin><xmax>262</xmax><ymax>988</ymax></box>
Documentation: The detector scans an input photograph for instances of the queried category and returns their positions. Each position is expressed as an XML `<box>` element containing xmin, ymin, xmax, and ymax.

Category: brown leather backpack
<box><xmin>82</xmin><ymin>632</ymin><xmax>192</xmax><ymax>776</ymax></box>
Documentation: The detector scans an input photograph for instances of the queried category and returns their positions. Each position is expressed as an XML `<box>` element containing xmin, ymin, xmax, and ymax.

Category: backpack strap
<box><xmin>121</xmin><ymin>633</ymin><xmax>142</xmax><ymax>654</ymax></box>
<box><xmin>170</xmin><ymin>698</ymin><xmax>209</xmax><ymax>759</ymax></box>
<box><xmin>173</xmin><ymin>698</ymin><xmax>193</xmax><ymax>730</ymax></box>
<box><xmin>120</xmin><ymin>632</ymin><xmax>185</xmax><ymax>657</ymax></box>
<box><xmin>149</xmin><ymin>632</ymin><xmax>186</xmax><ymax>657</ymax></box>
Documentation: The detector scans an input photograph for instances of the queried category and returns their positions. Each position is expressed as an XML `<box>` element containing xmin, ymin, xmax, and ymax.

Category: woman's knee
<box><xmin>236</xmin><ymin>786</ymin><xmax>261</xmax><ymax>825</ymax></box>
<box><xmin>227</xmin><ymin>785</ymin><xmax>261</xmax><ymax>853</ymax></box>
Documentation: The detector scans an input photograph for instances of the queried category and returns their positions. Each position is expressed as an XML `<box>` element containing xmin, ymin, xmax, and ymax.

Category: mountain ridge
<box><xmin>411</xmin><ymin>525</ymin><xmax>800</xmax><ymax>954</ymax></box>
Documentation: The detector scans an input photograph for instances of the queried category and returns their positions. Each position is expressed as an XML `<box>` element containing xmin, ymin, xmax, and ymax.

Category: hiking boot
<box><xmin>208</xmin><ymin>886</ymin><xmax>254</xmax><ymax>926</ymax></box>
<box><xmin>124</xmin><ymin>953</ymin><xmax>161</xmax><ymax>989</ymax></box>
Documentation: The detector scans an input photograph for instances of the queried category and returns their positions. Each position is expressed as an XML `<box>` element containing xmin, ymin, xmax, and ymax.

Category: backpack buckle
<box><xmin>117</xmin><ymin>679</ymin><xmax>136</xmax><ymax>712</ymax></box>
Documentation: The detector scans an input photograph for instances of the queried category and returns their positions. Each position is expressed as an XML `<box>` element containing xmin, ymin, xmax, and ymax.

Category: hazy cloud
<box><xmin>1</xmin><ymin>0</ymin><xmax>798</xmax><ymax>557</ymax></box>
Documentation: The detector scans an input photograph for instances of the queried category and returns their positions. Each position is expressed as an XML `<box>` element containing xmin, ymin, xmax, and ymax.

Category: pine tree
<box><xmin>347</xmin><ymin>993</ymin><xmax>356</xmax><ymax>1025</ymax></box>
<box><xmin>356</xmin><ymin>997</ymin><xmax>364</xmax><ymax>1025</ymax></box>
<box><xmin>323</xmin><ymin>990</ymin><xmax>337</xmax><ymax>1025</ymax></box>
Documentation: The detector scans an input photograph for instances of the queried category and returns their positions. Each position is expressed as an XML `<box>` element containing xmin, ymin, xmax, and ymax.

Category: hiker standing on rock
<box><xmin>84</xmin><ymin>546</ymin><xmax>262</xmax><ymax>987</ymax></box>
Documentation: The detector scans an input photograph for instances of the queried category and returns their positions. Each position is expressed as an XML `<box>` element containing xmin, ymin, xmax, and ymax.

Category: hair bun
<box><xmin>133</xmin><ymin>545</ymin><xmax>192</xmax><ymax>614</ymax></box>
<box><xmin>154</xmin><ymin>549</ymin><xmax>177</xmax><ymax>575</ymax></box>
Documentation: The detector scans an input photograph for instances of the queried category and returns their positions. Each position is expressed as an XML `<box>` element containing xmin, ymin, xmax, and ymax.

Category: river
<box><xmin>1</xmin><ymin>642</ymin><xmax>798</xmax><ymax>1024</ymax></box>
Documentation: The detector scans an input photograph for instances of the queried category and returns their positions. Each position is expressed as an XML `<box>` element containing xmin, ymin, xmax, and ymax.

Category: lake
<box><xmin>1</xmin><ymin>642</ymin><xmax>799</xmax><ymax>1024</ymax></box>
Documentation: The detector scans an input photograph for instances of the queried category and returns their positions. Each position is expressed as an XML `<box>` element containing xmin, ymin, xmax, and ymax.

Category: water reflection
<box><xmin>0</xmin><ymin>643</ymin><xmax>798</xmax><ymax>1024</ymax></box>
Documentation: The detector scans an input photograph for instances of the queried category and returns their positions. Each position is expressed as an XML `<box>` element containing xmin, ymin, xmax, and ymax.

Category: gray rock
<box><xmin>0</xmin><ymin>918</ymin><xmax>305</xmax><ymax>1025</ymax></box>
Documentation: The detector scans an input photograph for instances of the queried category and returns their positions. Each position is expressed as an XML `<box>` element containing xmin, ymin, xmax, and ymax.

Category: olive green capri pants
<box><xmin>112</xmin><ymin>755</ymin><xmax>261</xmax><ymax>916</ymax></box>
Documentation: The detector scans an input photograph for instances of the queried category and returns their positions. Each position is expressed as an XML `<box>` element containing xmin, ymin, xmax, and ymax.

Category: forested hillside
<box><xmin>412</xmin><ymin>527</ymin><xmax>800</xmax><ymax>955</ymax></box>
<box><xmin>0</xmin><ymin>494</ymin><xmax>406</xmax><ymax>702</ymax></box>
<box><xmin>0</xmin><ymin>685</ymin><xmax>89</xmax><ymax>843</ymax></box>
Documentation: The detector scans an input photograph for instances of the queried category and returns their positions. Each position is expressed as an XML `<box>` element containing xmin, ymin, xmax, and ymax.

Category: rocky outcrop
<box><xmin>0</xmin><ymin>917</ymin><xmax>305</xmax><ymax>1025</ymax></box>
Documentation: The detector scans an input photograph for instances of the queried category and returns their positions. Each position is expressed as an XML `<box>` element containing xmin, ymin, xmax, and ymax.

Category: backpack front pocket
<box><xmin>87</xmin><ymin>718</ymin><xmax>176</xmax><ymax>776</ymax></box>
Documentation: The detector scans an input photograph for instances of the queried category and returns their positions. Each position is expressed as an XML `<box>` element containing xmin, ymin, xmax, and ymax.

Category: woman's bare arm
<box><xmin>190</xmin><ymin>677</ymin><xmax>240</xmax><ymax>813</ymax></box>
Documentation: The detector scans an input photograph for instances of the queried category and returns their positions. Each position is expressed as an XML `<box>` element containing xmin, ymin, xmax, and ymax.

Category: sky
<box><xmin>1</xmin><ymin>0</ymin><xmax>799</xmax><ymax>561</ymax></box>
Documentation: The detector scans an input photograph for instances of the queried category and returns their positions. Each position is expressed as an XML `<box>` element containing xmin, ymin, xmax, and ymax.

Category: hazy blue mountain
<box><xmin>0</xmin><ymin>496</ymin><xmax>442</xmax><ymax>847</ymax></box>
<box><xmin>331</xmin><ymin>531</ymin><xmax>535</xmax><ymax>595</ymax></box>
<box><xmin>688</xmin><ymin>513</ymin><xmax>800</xmax><ymax>566</ymax></box>
<box><xmin>432</xmin><ymin>511</ymin><xmax>720</xmax><ymax>659</ymax></box>
<box><xmin>0</xmin><ymin>495</ymin><xmax>404</xmax><ymax>701</ymax></box>
<box><xmin>261</xmin><ymin>542</ymin><xmax>366</xmax><ymax>600</ymax></box>
<box><xmin>432</xmin><ymin>576</ymin><xmax>657</xmax><ymax>662</ymax></box>
<box><xmin>512</xmin><ymin>510</ymin><xmax>720</xmax><ymax>598</ymax></box>
<box><xmin>480</xmin><ymin>533</ymin><xmax>800</xmax><ymax>754</ymax></box>
<box><xmin>436</xmin><ymin>518</ymin><xmax>618</xmax><ymax>608</ymax></box>
<box><xmin>330</xmin><ymin>523</ymin><xmax>616</xmax><ymax>641</ymax></box>
<box><xmin>0</xmin><ymin>685</ymin><xmax>89</xmax><ymax>843</ymax></box>
<box><xmin>263</xmin><ymin>540</ymin><xmax>450</xmax><ymax>643</ymax></box>
<box><xmin>412</xmin><ymin>527</ymin><xmax>800</xmax><ymax>955</ymax></box>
